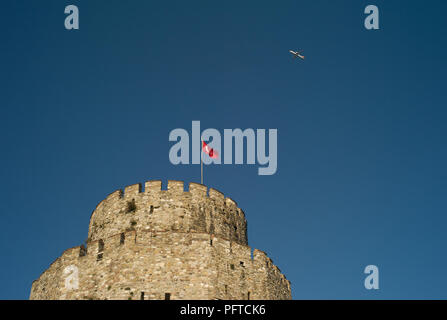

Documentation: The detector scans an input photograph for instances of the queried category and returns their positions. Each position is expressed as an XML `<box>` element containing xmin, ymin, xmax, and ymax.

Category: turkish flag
<box><xmin>202</xmin><ymin>141</ymin><xmax>219</xmax><ymax>159</ymax></box>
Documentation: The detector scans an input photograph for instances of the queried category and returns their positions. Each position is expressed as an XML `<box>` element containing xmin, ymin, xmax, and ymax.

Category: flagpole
<box><xmin>200</xmin><ymin>139</ymin><xmax>203</xmax><ymax>185</ymax></box>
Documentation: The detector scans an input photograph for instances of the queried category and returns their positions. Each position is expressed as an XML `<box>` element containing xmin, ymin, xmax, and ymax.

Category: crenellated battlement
<box><xmin>88</xmin><ymin>180</ymin><xmax>247</xmax><ymax>245</ymax></box>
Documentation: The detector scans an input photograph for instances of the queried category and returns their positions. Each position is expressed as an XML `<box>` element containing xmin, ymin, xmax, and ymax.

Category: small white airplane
<box><xmin>289</xmin><ymin>50</ymin><xmax>305</xmax><ymax>60</ymax></box>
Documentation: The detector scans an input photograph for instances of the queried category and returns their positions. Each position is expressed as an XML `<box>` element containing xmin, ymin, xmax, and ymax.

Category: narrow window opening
<box><xmin>98</xmin><ymin>239</ymin><xmax>104</xmax><ymax>253</ymax></box>
<box><xmin>126</xmin><ymin>199</ymin><xmax>137</xmax><ymax>213</ymax></box>
<box><xmin>150</xmin><ymin>205</ymin><xmax>154</xmax><ymax>214</ymax></box>
<box><xmin>225</xmin><ymin>285</ymin><xmax>228</xmax><ymax>294</ymax></box>
<box><xmin>140</xmin><ymin>292</ymin><xmax>145</xmax><ymax>300</ymax></box>
<box><xmin>120</xmin><ymin>233</ymin><xmax>125</xmax><ymax>245</ymax></box>
<box><xmin>97</xmin><ymin>239</ymin><xmax>104</xmax><ymax>261</ymax></box>
<box><xmin>230</xmin><ymin>264</ymin><xmax>235</xmax><ymax>270</ymax></box>
<box><xmin>248</xmin><ymin>292</ymin><xmax>250</xmax><ymax>300</ymax></box>
<box><xmin>210</xmin><ymin>239</ymin><xmax>213</xmax><ymax>246</ymax></box>
<box><xmin>240</xmin><ymin>261</ymin><xmax>244</xmax><ymax>267</ymax></box>
<box><xmin>79</xmin><ymin>244</ymin><xmax>87</xmax><ymax>257</ymax></box>
<box><xmin>165</xmin><ymin>293</ymin><xmax>171</xmax><ymax>300</ymax></box>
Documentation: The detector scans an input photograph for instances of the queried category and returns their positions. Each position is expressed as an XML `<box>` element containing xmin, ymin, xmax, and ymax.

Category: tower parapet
<box><xmin>88</xmin><ymin>180</ymin><xmax>247</xmax><ymax>245</ymax></box>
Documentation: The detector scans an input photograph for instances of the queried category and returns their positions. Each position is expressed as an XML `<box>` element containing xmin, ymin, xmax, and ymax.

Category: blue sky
<box><xmin>1</xmin><ymin>0</ymin><xmax>447</xmax><ymax>299</ymax></box>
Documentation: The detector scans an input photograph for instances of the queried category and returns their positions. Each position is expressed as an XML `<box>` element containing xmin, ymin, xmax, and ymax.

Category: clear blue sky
<box><xmin>1</xmin><ymin>0</ymin><xmax>447</xmax><ymax>299</ymax></box>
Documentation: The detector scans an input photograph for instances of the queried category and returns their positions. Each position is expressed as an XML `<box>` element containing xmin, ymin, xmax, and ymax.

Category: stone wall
<box><xmin>30</xmin><ymin>181</ymin><xmax>291</xmax><ymax>300</ymax></box>
<box><xmin>88</xmin><ymin>181</ymin><xmax>247</xmax><ymax>246</ymax></box>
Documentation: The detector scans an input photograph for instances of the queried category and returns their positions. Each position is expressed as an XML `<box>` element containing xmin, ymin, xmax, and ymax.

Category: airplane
<box><xmin>289</xmin><ymin>50</ymin><xmax>305</xmax><ymax>60</ymax></box>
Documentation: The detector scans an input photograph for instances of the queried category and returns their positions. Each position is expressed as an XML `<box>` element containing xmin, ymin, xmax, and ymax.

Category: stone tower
<box><xmin>30</xmin><ymin>180</ymin><xmax>291</xmax><ymax>300</ymax></box>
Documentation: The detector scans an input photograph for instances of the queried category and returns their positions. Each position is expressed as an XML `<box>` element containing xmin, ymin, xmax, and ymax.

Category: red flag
<box><xmin>202</xmin><ymin>141</ymin><xmax>219</xmax><ymax>159</ymax></box>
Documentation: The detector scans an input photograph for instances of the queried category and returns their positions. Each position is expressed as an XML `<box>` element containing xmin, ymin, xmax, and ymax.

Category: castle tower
<box><xmin>30</xmin><ymin>181</ymin><xmax>291</xmax><ymax>300</ymax></box>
